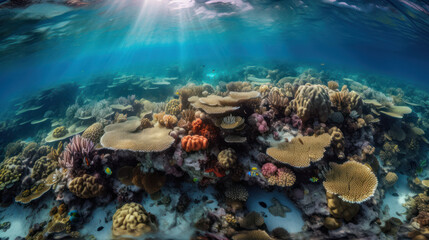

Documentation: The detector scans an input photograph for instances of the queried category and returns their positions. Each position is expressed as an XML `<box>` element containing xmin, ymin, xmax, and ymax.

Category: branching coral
<box><xmin>68</xmin><ymin>174</ymin><xmax>103</xmax><ymax>198</ymax></box>
<box><xmin>261</xmin><ymin>163</ymin><xmax>295</xmax><ymax>187</ymax></box>
<box><xmin>323</xmin><ymin>161</ymin><xmax>378</xmax><ymax>203</ymax></box>
<box><xmin>181</xmin><ymin>135</ymin><xmax>209</xmax><ymax>152</ymax></box>
<box><xmin>290</xmin><ymin>83</ymin><xmax>331</xmax><ymax>122</ymax></box>
<box><xmin>154</xmin><ymin>112</ymin><xmax>178</xmax><ymax>128</ymax></box>
<box><xmin>268</xmin><ymin>87</ymin><xmax>289</xmax><ymax>113</ymax></box>
<box><xmin>266</xmin><ymin>133</ymin><xmax>331</xmax><ymax>168</ymax></box>
<box><xmin>112</xmin><ymin>203</ymin><xmax>157</xmax><ymax>237</ymax></box>
<box><xmin>59</xmin><ymin>135</ymin><xmax>94</xmax><ymax>169</ymax></box>
<box><xmin>329</xmin><ymin>86</ymin><xmax>363</xmax><ymax>114</ymax></box>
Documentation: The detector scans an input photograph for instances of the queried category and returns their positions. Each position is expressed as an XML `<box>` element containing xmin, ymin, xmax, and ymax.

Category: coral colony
<box><xmin>0</xmin><ymin>67</ymin><xmax>429</xmax><ymax>240</ymax></box>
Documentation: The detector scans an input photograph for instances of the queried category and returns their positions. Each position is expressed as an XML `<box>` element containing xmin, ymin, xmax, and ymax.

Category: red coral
<box><xmin>181</xmin><ymin>135</ymin><xmax>209</xmax><ymax>152</ymax></box>
<box><xmin>191</xmin><ymin>118</ymin><xmax>217</xmax><ymax>141</ymax></box>
<box><xmin>205</xmin><ymin>165</ymin><xmax>226</xmax><ymax>178</ymax></box>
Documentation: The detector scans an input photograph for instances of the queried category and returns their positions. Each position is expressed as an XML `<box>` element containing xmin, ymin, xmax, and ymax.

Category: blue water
<box><xmin>0</xmin><ymin>0</ymin><xmax>428</xmax><ymax>112</ymax></box>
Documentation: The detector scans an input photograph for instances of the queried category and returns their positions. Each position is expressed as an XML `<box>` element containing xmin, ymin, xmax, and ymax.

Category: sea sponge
<box><xmin>323</xmin><ymin>161</ymin><xmax>378</xmax><ymax>203</ymax></box>
<box><xmin>225</xmin><ymin>184</ymin><xmax>248</xmax><ymax>202</ymax></box>
<box><xmin>238</xmin><ymin>211</ymin><xmax>264</xmax><ymax>230</ymax></box>
<box><xmin>218</xmin><ymin>148</ymin><xmax>237</xmax><ymax>169</ymax></box>
<box><xmin>232</xmin><ymin>230</ymin><xmax>272</xmax><ymax>240</ymax></box>
<box><xmin>112</xmin><ymin>202</ymin><xmax>157</xmax><ymax>237</ymax></box>
<box><xmin>101</xmin><ymin>117</ymin><xmax>175</xmax><ymax>152</ymax></box>
<box><xmin>384</xmin><ymin>172</ymin><xmax>398</xmax><ymax>188</ymax></box>
<box><xmin>52</xmin><ymin>126</ymin><xmax>68</xmax><ymax>138</ymax></box>
<box><xmin>82</xmin><ymin>122</ymin><xmax>104</xmax><ymax>144</ymax></box>
<box><xmin>324</xmin><ymin>217</ymin><xmax>342</xmax><ymax>230</ymax></box>
<box><xmin>181</xmin><ymin>135</ymin><xmax>209</xmax><ymax>152</ymax></box>
<box><xmin>0</xmin><ymin>156</ymin><xmax>23</xmax><ymax>191</ymax></box>
<box><xmin>266</xmin><ymin>133</ymin><xmax>331</xmax><ymax>168</ymax></box>
<box><xmin>15</xmin><ymin>182</ymin><xmax>51</xmax><ymax>204</ymax></box>
<box><xmin>165</xmin><ymin>99</ymin><xmax>181</xmax><ymax>116</ymax></box>
<box><xmin>329</xmin><ymin>127</ymin><xmax>345</xmax><ymax>159</ymax></box>
<box><xmin>31</xmin><ymin>156</ymin><xmax>59</xmax><ymax>180</ymax></box>
<box><xmin>68</xmin><ymin>174</ymin><xmax>103</xmax><ymax>199</ymax></box>
<box><xmin>326</xmin><ymin>192</ymin><xmax>359</xmax><ymax>221</ymax></box>
<box><xmin>290</xmin><ymin>83</ymin><xmax>331</xmax><ymax>122</ymax></box>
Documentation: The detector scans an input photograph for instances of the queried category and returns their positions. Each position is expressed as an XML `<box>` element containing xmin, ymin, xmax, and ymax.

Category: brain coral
<box><xmin>165</xmin><ymin>99</ymin><xmax>181</xmax><ymax>116</ymax></box>
<box><xmin>82</xmin><ymin>122</ymin><xmax>104</xmax><ymax>144</ymax></box>
<box><xmin>218</xmin><ymin>148</ymin><xmax>237</xmax><ymax>169</ymax></box>
<box><xmin>100</xmin><ymin>117</ymin><xmax>174</xmax><ymax>152</ymax></box>
<box><xmin>0</xmin><ymin>156</ymin><xmax>23</xmax><ymax>191</ymax></box>
<box><xmin>323</xmin><ymin>161</ymin><xmax>378</xmax><ymax>203</ymax></box>
<box><xmin>225</xmin><ymin>184</ymin><xmax>248</xmax><ymax>202</ymax></box>
<box><xmin>68</xmin><ymin>174</ymin><xmax>103</xmax><ymax>198</ymax></box>
<box><xmin>290</xmin><ymin>83</ymin><xmax>331</xmax><ymax>122</ymax></box>
<box><xmin>112</xmin><ymin>202</ymin><xmax>157</xmax><ymax>237</ymax></box>
<box><xmin>52</xmin><ymin>126</ymin><xmax>69</xmax><ymax>138</ymax></box>
<box><xmin>266</xmin><ymin>133</ymin><xmax>331</xmax><ymax>168</ymax></box>
<box><xmin>31</xmin><ymin>156</ymin><xmax>58</xmax><ymax>180</ymax></box>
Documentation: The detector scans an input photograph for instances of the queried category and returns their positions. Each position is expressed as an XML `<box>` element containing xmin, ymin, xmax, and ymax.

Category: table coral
<box><xmin>68</xmin><ymin>174</ymin><xmax>103</xmax><ymax>198</ymax></box>
<box><xmin>323</xmin><ymin>161</ymin><xmax>378</xmax><ymax>203</ymax></box>
<box><xmin>112</xmin><ymin>202</ymin><xmax>157</xmax><ymax>237</ymax></box>
<box><xmin>15</xmin><ymin>182</ymin><xmax>51</xmax><ymax>204</ymax></box>
<box><xmin>266</xmin><ymin>133</ymin><xmax>331</xmax><ymax>168</ymax></box>
<box><xmin>290</xmin><ymin>83</ymin><xmax>331</xmax><ymax>122</ymax></box>
<box><xmin>181</xmin><ymin>135</ymin><xmax>209</xmax><ymax>152</ymax></box>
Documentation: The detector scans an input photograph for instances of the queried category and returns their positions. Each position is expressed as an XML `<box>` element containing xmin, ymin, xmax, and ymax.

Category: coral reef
<box><xmin>290</xmin><ymin>83</ymin><xmax>331</xmax><ymax>122</ymax></box>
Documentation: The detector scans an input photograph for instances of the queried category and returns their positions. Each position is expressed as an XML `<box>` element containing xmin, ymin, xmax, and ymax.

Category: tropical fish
<box><xmin>68</xmin><ymin>210</ymin><xmax>80</xmax><ymax>222</ymax></box>
<box><xmin>104</xmin><ymin>167</ymin><xmax>112</xmax><ymax>175</ymax></box>
<box><xmin>247</xmin><ymin>170</ymin><xmax>259</xmax><ymax>177</ymax></box>
<box><xmin>193</xmin><ymin>177</ymin><xmax>199</xmax><ymax>182</ymax></box>
<box><xmin>309</xmin><ymin>177</ymin><xmax>319</xmax><ymax>183</ymax></box>
<box><xmin>84</xmin><ymin>157</ymin><xmax>90</xmax><ymax>166</ymax></box>
<box><xmin>251</xmin><ymin>167</ymin><xmax>258</xmax><ymax>171</ymax></box>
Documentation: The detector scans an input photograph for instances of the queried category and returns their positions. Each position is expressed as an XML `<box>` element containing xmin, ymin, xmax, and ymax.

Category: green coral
<box><xmin>52</xmin><ymin>126</ymin><xmax>68</xmax><ymax>138</ymax></box>
<box><xmin>165</xmin><ymin>99</ymin><xmax>181</xmax><ymax>116</ymax></box>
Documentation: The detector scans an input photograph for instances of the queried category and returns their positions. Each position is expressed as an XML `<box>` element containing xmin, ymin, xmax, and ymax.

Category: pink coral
<box><xmin>262</xmin><ymin>163</ymin><xmax>278</xmax><ymax>177</ymax></box>
<box><xmin>59</xmin><ymin>135</ymin><xmax>94</xmax><ymax>169</ymax></box>
<box><xmin>291</xmin><ymin>114</ymin><xmax>302</xmax><ymax>129</ymax></box>
<box><xmin>249</xmin><ymin>113</ymin><xmax>269</xmax><ymax>134</ymax></box>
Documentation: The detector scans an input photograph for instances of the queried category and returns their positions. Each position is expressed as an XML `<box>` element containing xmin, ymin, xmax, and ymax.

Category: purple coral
<box><xmin>291</xmin><ymin>114</ymin><xmax>303</xmax><ymax>129</ymax></box>
<box><xmin>249</xmin><ymin>113</ymin><xmax>269</xmax><ymax>134</ymax></box>
<box><xmin>59</xmin><ymin>135</ymin><xmax>95</xmax><ymax>169</ymax></box>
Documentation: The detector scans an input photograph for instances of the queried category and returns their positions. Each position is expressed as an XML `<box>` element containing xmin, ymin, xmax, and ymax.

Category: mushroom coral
<box><xmin>266</xmin><ymin>133</ymin><xmax>331</xmax><ymax>168</ymax></box>
<box><xmin>290</xmin><ymin>83</ymin><xmax>331</xmax><ymax>122</ymax></box>
<box><xmin>112</xmin><ymin>202</ymin><xmax>157</xmax><ymax>237</ymax></box>
<box><xmin>100</xmin><ymin>117</ymin><xmax>174</xmax><ymax>152</ymax></box>
<box><xmin>323</xmin><ymin>161</ymin><xmax>378</xmax><ymax>203</ymax></box>
<box><xmin>68</xmin><ymin>174</ymin><xmax>103</xmax><ymax>199</ymax></box>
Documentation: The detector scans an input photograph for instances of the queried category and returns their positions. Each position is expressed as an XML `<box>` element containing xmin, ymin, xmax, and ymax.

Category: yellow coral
<box><xmin>82</xmin><ymin>122</ymin><xmax>104</xmax><ymax>144</ymax></box>
<box><xmin>218</xmin><ymin>148</ymin><xmax>237</xmax><ymax>169</ymax></box>
<box><xmin>68</xmin><ymin>174</ymin><xmax>103</xmax><ymax>198</ymax></box>
<box><xmin>52</xmin><ymin>126</ymin><xmax>68</xmax><ymax>138</ymax></box>
<box><xmin>0</xmin><ymin>156</ymin><xmax>23</xmax><ymax>191</ymax></box>
<box><xmin>15</xmin><ymin>182</ymin><xmax>51</xmax><ymax>204</ymax></box>
<box><xmin>323</xmin><ymin>161</ymin><xmax>378</xmax><ymax>203</ymax></box>
<box><xmin>165</xmin><ymin>99</ymin><xmax>181</xmax><ymax>116</ymax></box>
<box><xmin>112</xmin><ymin>203</ymin><xmax>157</xmax><ymax>237</ymax></box>
<box><xmin>290</xmin><ymin>84</ymin><xmax>331</xmax><ymax>122</ymax></box>
<box><xmin>267</xmin><ymin>133</ymin><xmax>331</xmax><ymax>168</ymax></box>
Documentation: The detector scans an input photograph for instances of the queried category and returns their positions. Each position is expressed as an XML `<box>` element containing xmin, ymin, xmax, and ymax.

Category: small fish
<box><xmin>68</xmin><ymin>210</ymin><xmax>79</xmax><ymax>217</ymax></box>
<box><xmin>97</xmin><ymin>226</ymin><xmax>104</xmax><ymax>231</ymax></box>
<box><xmin>309</xmin><ymin>177</ymin><xmax>319</xmax><ymax>183</ymax></box>
<box><xmin>247</xmin><ymin>171</ymin><xmax>259</xmax><ymax>177</ymax></box>
<box><xmin>193</xmin><ymin>177</ymin><xmax>199</xmax><ymax>182</ymax></box>
<box><xmin>205</xmin><ymin>200</ymin><xmax>214</xmax><ymax>204</ymax></box>
<box><xmin>104</xmin><ymin>167</ymin><xmax>112</xmax><ymax>175</ymax></box>
<box><xmin>84</xmin><ymin>157</ymin><xmax>90</xmax><ymax>166</ymax></box>
<box><xmin>251</xmin><ymin>167</ymin><xmax>258</xmax><ymax>171</ymax></box>
<box><xmin>259</xmin><ymin>201</ymin><xmax>267</xmax><ymax>208</ymax></box>
<box><xmin>175</xmin><ymin>91</ymin><xmax>179</xmax><ymax>95</ymax></box>
<box><xmin>298</xmin><ymin>139</ymin><xmax>304</xmax><ymax>145</ymax></box>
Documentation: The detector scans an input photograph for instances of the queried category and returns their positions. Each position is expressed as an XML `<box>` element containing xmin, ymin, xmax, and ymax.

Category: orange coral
<box><xmin>181</xmin><ymin>135</ymin><xmax>209</xmax><ymax>152</ymax></box>
<box><xmin>191</xmin><ymin>118</ymin><xmax>217</xmax><ymax>141</ymax></box>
